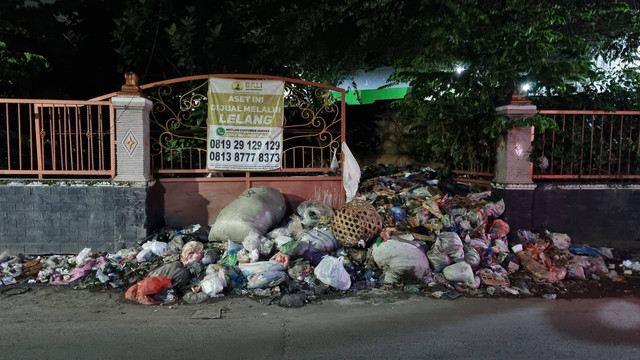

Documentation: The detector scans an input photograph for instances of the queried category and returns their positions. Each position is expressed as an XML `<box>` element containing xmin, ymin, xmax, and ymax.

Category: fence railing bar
<box><xmin>599</xmin><ymin>116</ymin><xmax>604</xmax><ymax>175</ymax></box>
<box><xmin>5</xmin><ymin>103</ymin><xmax>10</xmax><ymax>170</ymax></box>
<box><xmin>618</xmin><ymin>115</ymin><xmax>624</xmax><ymax>175</ymax></box>
<box><xmin>98</xmin><ymin>106</ymin><xmax>104</xmax><ymax>171</ymax></box>
<box><xmin>579</xmin><ymin>114</ymin><xmax>585</xmax><ymax>176</ymax></box>
<box><xmin>608</xmin><ymin>115</ymin><xmax>613</xmax><ymax>174</ymax></box>
<box><xmin>88</xmin><ymin>106</ymin><xmax>94</xmax><ymax>171</ymax></box>
<box><xmin>29</xmin><ymin>104</ymin><xmax>35</xmax><ymax>171</ymax></box>
<box><xmin>65</xmin><ymin>106</ymin><xmax>71</xmax><ymax>170</ymax></box>
<box><xmin>49</xmin><ymin>106</ymin><xmax>57</xmax><ymax>171</ymax></box>
<box><xmin>560</xmin><ymin>114</ymin><xmax>566</xmax><ymax>174</ymax></box>
<box><xmin>73</xmin><ymin>106</ymin><xmax>80</xmax><ymax>171</ymax></box>
<box><xmin>627</xmin><ymin>125</ymin><xmax>632</xmax><ymax>175</ymax></box>
<box><xmin>570</xmin><ymin>114</ymin><xmax>575</xmax><ymax>175</ymax></box>
<box><xmin>77</xmin><ymin>106</ymin><xmax>84</xmax><ymax>170</ymax></box>
<box><xmin>589</xmin><ymin>115</ymin><xmax>594</xmax><ymax>175</ymax></box>
<box><xmin>17</xmin><ymin>104</ymin><xmax>23</xmax><ymax>170</ymax></box>
<box><xmin>34</xmin><ymin>106</ymin><xmax>43</xmax><ymax>179</ymax></box>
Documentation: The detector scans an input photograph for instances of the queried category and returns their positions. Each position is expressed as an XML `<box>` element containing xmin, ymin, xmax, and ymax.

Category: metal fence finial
<box><xmin>118</xmin><ymin>72</ymin><xmax>142</xmax><ymax>96</ymax></box>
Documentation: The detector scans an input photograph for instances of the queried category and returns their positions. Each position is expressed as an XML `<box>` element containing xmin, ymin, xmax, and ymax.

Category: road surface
<box><xmin>1</xmin><ymin>285</ymin><xmax>639</xmax><ymax>359</ymax></box>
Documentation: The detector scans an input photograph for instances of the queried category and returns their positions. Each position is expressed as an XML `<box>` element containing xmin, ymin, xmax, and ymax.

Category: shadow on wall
<box><xmin>148</xmin><ymin>181</ymin><xmax>212</xmax><ymax>228</ymax></box>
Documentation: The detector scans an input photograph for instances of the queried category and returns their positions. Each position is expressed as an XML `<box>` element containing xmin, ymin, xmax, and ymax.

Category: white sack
<box><xmin>209</xmin><ymin>186</ymin><xmax>286</xmax><ymax>243</ymax></box>
<box><xmin>372</xmin><ymin>238</ymin><xmax>432</xmax><ymax>285</ymax></box>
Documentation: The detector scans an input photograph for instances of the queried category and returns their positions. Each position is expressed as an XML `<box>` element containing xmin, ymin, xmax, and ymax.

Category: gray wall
<box><xmin>497</xmin><ymin>184</ymin><xmax>640</xmax><ymax>250</ymax></box>
<box><xmin>0</xmin><ymin>181</ymin><xmax>155</xmax><ymax>254</ymax></box>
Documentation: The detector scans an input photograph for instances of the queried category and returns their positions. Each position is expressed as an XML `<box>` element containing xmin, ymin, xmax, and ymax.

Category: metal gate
<box><xmin>137</xmin><ymin>74</ymin><xmax>346</xmax><ymax>226</ymax></box>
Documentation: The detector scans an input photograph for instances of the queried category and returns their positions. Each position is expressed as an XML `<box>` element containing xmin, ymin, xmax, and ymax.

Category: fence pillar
<box><xmin>112</xmin><ymin>95</ymin><xmax>153</xmax><ymax>182</ymax></box>
<box><xmin>491</xmin><ymin>98</ymin><xmax>537</xmax><ymax>236</ymax></box>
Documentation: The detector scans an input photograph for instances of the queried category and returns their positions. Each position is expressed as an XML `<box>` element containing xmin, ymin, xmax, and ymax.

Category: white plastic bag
<box><xmin>75</xmin><ymin>248</ymin><xmax>92</xmax><ymax>266</ymax></box>
<box><xmin>200</xmin><ymin>269</ymin><xmax>227</xmax><ymax>297</ymax></box>
<box><xmin>442</xmin><ymin>261</ymin><xmax>476</xmax><ymax>287</ymax></box>
<box><xmin>546</xmin><ymin>231</ymin><xmax>571</xmax><ymax>250</ymax></box>
<box><xmin>299</xmin><ymin>229</ymin><xmax>338</xmax><ymax>253</ymax></box>
<box><xmin>136</xmin><ymin>248</ymin><xmax>153</xmax><ymax>262</ymax></box>
<box><xmin>142</xmin><ymin>240</ymin><xmax>169</xmax><ymax>255</ymax></box>
<box><xmin>330</xmin><ymin>146</ymin><xmax>339</xmax><ymax>173</ymax></box>
<box><xmin>314</xmin><ymin>255</ymin><xmax>351</xmax><ymax>290</ymax></box>
<box><xmin>341</xmin><ymin>142</ymin><xmax>360</xmax><ymax>202</ymax></box>
<box><xmin>427</xmin><ymin>232</ymin><xmax>464</xmax><ymax>272</ymax></box>
<box><xmin>239</xmin><ymin>261</ymin><xmax>285</xmax><ymax>277</ymax></box>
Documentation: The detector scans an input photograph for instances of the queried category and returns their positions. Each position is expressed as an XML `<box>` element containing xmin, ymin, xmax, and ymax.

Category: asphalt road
<box><xmin>1</xmin><ymin>285</ymin><xmax>639</xmax><ymax>360</ymax></box>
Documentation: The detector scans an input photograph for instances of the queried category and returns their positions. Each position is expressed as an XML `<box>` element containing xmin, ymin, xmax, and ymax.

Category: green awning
<box><xmin>331</xmin><ymin>87</ymin><xmax>408</xmax><ymax>105</ymax></box>
<box><xmin>333</xmin><ymin>67</ymin><xmax>409</xmax><ymax>105</ymax></box>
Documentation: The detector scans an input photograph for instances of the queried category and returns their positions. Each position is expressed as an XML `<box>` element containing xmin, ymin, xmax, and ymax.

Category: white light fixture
<box><xmin>520</xmin><ymin>83</ymin><xmax>531</xmax><ymax>92</ymax></box>
<box><xmin>455</xmin><ymin>65</ymin><xmax>465</xmax><ymax>74</ymax></box>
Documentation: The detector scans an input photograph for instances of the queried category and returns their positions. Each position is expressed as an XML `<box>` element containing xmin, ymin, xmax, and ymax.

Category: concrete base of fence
<box><xmin>0</xmin><ymin>180</ymin><xmax>160</xmax><ymax>254</ymax></box>
<box><xmin>491</xmin><ymin>183</ymin><xmax>536</xmax><ymax>240</ymax></box>
<box><xmin>493</xmin><ymin>182</ymin><xmax>640</xmax><ymax>249</ymax></box>
<box><xmin>532</xmin><ymin>183</ymin><xmax>640</xmax><ymax>249</ymax></box>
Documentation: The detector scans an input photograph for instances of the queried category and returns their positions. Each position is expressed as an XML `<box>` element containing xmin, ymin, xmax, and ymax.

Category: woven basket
<box><xmin>330</xmin><ymin>199</ymin><xmax>383</xmax><ymax>247</ymax></box>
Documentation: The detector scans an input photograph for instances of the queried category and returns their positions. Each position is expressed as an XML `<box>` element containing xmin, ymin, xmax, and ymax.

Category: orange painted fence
<box><xmin>0</xmin><ymin>99</ymin><xmax>115</xmax><ymax>179</ymax></box>
<box><xmin>532</xmin><ymin>110</ymin><xmax>640</xmax><ymax>180</ymax></box>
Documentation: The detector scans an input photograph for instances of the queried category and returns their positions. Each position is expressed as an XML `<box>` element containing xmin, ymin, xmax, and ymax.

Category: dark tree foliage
<box><xmin>0</xmin><ymin>0</ymin><xmax>638</xmax><ymax>166</ymax></box>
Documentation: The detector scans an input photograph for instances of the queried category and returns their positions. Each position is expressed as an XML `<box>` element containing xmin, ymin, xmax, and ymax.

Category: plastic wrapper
<box><xmin>314</xmin><ymin>255</ymin><xmax>351</xmax><ymax>290</ymax></box>
<box><xmin>208</xmin><ymin>186</ymin><xmax>286</xmax><ymax>243</ymax></box>
<box><xmin>168</xmin><ymin>236</ymin><xmax>185</xmax><ymax>253</ymax></box>
<box><xmin>266</xmin><ymin>227</ymin><xmax>291</xmax><ymax>240</ymax></box>
<box><xmin>546</xmin><ymin>231</ymin><xmax>571</xmax><ymax>250</ymax></box>
<box><xmin>488</xmin><ymin>219</ymin><xmax>509</xmax><ymax>240</ymax></box>
<box><xmin>269</xmin><ymin>252</ymin><xmax>290</xmax><ymax>268</ymax></box>
<box><xmin>136</xmin><ymin>248</ymin><xmax>153</xmax><ymax>262</ymax></box>
<box><xmin>296</xmin><ymin>200</ymin><xmax>334</xmax><ymax>229</ymax></box>
<box><xmin>206</xmin><ymin>264</ymin><xmax>243</xmax><ymax>290</ymax></box>
<box><xmin>201</xmin><ymin>249</ymin><xmax>219</xmax><ymax>266</ymax></box>
<box><xmin>279</xmin><ymin>240</ymin><xmax>310</xmax><ymax>257</ymax></box>
<box><xmin>298</xmin><ymin>229</ymin><xmax>338</xmax><ymax>253</ymax></box>
<box><xmin>483</xmin><ymin>199</ymin><xmax>505</xmax><ymax>218</ymax></box>
<box><xmin>477</xmin><ymin>266</ymin><xmax>510</xmax><ymax>287</ymax></box>
<box><xmin>239</xmin><ymin>261</ymin><xmax>285</xmax><ymax>277</ymax></box>
<box><xmin>567</xmin><ymin>256</ymin><xmax>589</xmax><ymax>280</ymax></box>
<box><xmin>517</xmin><ymin>251</ymin><xmax>567</xmax><ymax>283</ymax></box>
<box><xmin>427</xmin><ymin>232</ymin><xmax>464</xmax><ymax>272</ymax></box>
<box><xmin>463</xmin><ymin>245</ymin><xmax>481</xmax><ymax>269</ymax></box>
<box><xmin>246</xmin><ymin>271</ymin><xmax>286</xmax><ymax>289</ymax></box>
<box><xmin>180</xmin><ymin>241</ymin><xmax>204</xmax><ymax>265</ymax></box>
<box><xmin>50</xmin><ymin>257</ymin><xmax>107</xmax><ymax>285</ymax></box>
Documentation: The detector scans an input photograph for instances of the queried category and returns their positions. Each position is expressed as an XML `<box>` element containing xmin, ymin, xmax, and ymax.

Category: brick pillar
<box><xmin>491</xmin><ymin>100</ymin><xmax>537</xmax><ymax>236</ymax></box>
<box><xmin>112</xmin><ymin>95</ymin><xmax>153</xmax><ymax>182</ymax></box>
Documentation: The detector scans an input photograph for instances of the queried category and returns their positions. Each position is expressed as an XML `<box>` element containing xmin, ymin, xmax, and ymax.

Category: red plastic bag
<box><xmin>488</xmin><ymin>219</ymin><xmax>509</xmax><ymax>239</ymax></box>
<box><xmin>125</xmin><ymin>276</ymin><xmax>173</xmax><ymax>305</ymax></box>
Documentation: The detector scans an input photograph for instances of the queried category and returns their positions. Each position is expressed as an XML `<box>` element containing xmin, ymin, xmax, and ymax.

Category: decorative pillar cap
<box><xmin>117</xmin><ymin>72</ymin><xmax>142</xmax><ymax>96</ymax></box>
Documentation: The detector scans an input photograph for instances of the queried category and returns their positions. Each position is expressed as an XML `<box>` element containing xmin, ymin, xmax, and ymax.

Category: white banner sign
<box><xmin>207</xmin><ymin>78</ymin><xmax>284</xmax><ymax>170</ymax></box>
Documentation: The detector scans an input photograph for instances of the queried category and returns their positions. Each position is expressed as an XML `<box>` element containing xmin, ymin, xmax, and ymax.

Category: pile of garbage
<box><xmin>1</xmin><ymin>168</ymin><xmax>640</xmax><ymax>306</ymax></box>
